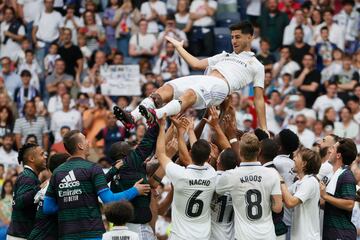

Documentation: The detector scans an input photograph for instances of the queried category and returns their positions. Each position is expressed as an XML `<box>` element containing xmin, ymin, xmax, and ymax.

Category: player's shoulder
<box><xmin>250</xmin><ymin>55</ymin><xmax>264</xmax><ymax>69</ymax></box>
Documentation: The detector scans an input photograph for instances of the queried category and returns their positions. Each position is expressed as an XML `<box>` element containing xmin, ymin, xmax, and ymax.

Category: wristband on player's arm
<box><xmin>43</xmin><ymin>196</ymin><xmax>59</xmax><ymax>214</ymax></box>
<box><xmin>97</xmin><ymin>187</ymin><xmax>139</xmax><ymax>204</ymax></box>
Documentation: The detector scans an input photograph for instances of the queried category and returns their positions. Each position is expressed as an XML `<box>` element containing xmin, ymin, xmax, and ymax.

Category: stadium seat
<box><xmin>216</xmin><ymin>12</ymin><xmax>241</xmax><ymax>27</ymax></box>
<box><xmin>213</xmin><ymin>27</ymin><xmax>232</xmax><ymax>54</ymax></box>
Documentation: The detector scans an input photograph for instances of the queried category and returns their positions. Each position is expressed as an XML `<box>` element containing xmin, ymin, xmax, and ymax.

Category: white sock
<box><xmin>131</xmin><ymin>97</ymin><xmax>155</xmax><ymax>121</ymax></box>
<box><xmin>155</xmin><ymin>100</ymin><xmax>181</xmax><ymax>119</ymax></box>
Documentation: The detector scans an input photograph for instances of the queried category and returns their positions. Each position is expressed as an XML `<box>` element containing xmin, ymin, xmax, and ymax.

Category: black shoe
<box><xmin>139</xmin><ymin>105</ymin><xmax>157</xmax><ymax>127</ymax></box>
<box><xmin>113</xmin><ymin>106</ymin><xmax>135</xmax><ymax>129</ymax></box>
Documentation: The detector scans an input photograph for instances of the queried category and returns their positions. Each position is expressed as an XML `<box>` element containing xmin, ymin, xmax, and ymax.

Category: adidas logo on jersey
<box><xmin>59</xmin><ymin>170</ymin><xmax>80</xmax><ymax>189</ymax></box>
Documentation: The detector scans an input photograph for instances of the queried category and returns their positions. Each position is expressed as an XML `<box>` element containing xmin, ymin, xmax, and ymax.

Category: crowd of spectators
<box><xmin>0</xmin><ymin>0</ymin><xmax>359</xmax><ymax>239</ymax></box>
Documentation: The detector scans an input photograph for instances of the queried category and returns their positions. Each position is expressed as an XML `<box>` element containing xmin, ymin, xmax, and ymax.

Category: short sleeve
<box><xmin>216</xmin><ymin>169</ymin><xmax>235</xmax><ymax>195</ymax></box>
<box><xmin>209</xmin><ymin>0</ymin><xmax>217</xmax><ymax>9</ymax></box>
<box><xmin>294</xmin><ymin>178</ymin><xmax>317</xmax><ymax>203</ymax></box>
<box><xmin>270</xmin><ymin>170</ymin><xmax>281</xmax><ymax>195</ymax></box>
<box><xmin>165</xmin><ymin>162</ymin><xmax>185</xmax><ymax>184</ymax></box>
<box><xmin>91</xmin><ymin>164</ymin><xmax>109</xmax><ymax>193</ymax></box>
<box><xmin>74</xmin><ymin>47</ymin><xmax>83</xmax><ymax>60</ymax></box>
<box><xmin>352</xmin><ymin>71</ymin><xmax>359</xmax><ymax>82</ymax></box>
<box><xmin>157</xmin><ymin>1</ymin><xmax>167</xmax><ymax>15</ymax></box>
<box><xmin>189</xmin><ymin>1</ymin><xmax>197</xmax><ymax>13</ymax></box>
<box><xmin>338</xmin><ymin>170</ymin><xmax>356</xmax><ymax>200</ymax></box>
<box><xmin>13</xmin><ymin>119</ymin><xmax>21</xmax><ymax>134</ymax></box>
<box><xmin>129</xmin><ymin>35</ymin><xmax>136</xmax><ymax>45</ymax></box>
<box><xmin>253</xmin><ymin>63</ymin><xmax>264</xmax><ymax>88</ymax></box>
<box><xmin>18</xmin><ymin>26</ymin><xmax>25</xmax><ymax>36</ymax></box>
<box><xmin>207</xmin><ymin>51</ymin><xmax>227</xmax><ymax>67</ymax></box>
<box><xmin>40</xmin><ymin>117</ymin><xmax>49</xmax><ymax>134</ymax></box>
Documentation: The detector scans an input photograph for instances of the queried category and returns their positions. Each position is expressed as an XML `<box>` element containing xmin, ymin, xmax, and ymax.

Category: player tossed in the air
<box><xmin>114</xmin><ymin>21</ymin><xmax>267</xmax><ymax>132</ymax></box>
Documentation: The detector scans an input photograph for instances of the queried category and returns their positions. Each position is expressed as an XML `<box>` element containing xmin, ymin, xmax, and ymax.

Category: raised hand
<box><xmin>114</xmin><ymin>160</ymin><xmax>124</xmax><ymax>170</ymax></box>
<box><xmin>165</xmin><ymin>36</ymin><xmax>184</xmax><ymax>48</ymax></box>
<box><xmin>203</xmin><ymin>107</ymin><xmax>220</xmax><ymax>129</ymax></box>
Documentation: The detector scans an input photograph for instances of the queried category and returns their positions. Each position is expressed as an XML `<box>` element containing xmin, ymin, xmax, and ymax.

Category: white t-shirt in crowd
<box><xmin>274</xmin><ymin>60</ymin><xmax>301</xmax><ymax>80</ymax></box>
<box><xmin>17</xmin><ymin>0</ymin><xmax>43</xmax><ymax>23</ymax></box>
<box><xmin>140</xmin><ymin>1</ymin><xmax>167</xmax><ymax>33</ymax></box>
<box><xmin>0</xmin><ymin>22</ymin><xmax>25</xmax><ymax>61</ymax></box>
<box><xmin>246</xmin><ymin>0</ymin><xmax>262</xmax><ymax>16</ymax></box>
<box><xmin>273</xmin><ymin>154</ymin><xmax>296</xmax><ymax>227</ymax></box>
<box><xmin>190</xmin><ymin>0</ymin><xmax>217</xmax><ymax>27</ymax></box>
<box><xmin>207</xmin><ymin>51</ymin><xmax>265</xmax><ymax>92</ymax></box>
<box><xmin>63</xmin><ymin>16</ymin><xmax>83</xmax><ymax>45</ymax></box>
<box><xmin>165</xmin><ymin>162</ymin><xmax>216</xmax><ymax>240</ymax></box>
<box><xmin>216</xmin><ymin>162</ymin><xmax>281</xmax><ymax>240</ymax></box>
<box><xmin>312</xmin><ymin>22</ymin><xmax>345</xmax><ymax>50</ymax></box>
<box><xmin>288</xmin><ymin>125</ymin><xmax>316</xmax><ymax>149</ymax></box>
<box><xmin>312</xmin><ymin>95</ymin><xmax>344</xmax><ymax>120</ymax></box>
<box><xmin>47</xmin><ymin>95</ymin><xmax>75</xmax><ymax>115</ymax></box>
<box><xmin>129</xmin><ymin>33</ymin><xmax>157</xmax><ymax>53</ymax></box>
<box><xmin>0</xmin><ymin>147</ymin><xmax>19</xmax><ymax>170</ymax></box>
<box><xmin>334</xmin><ymin>120</ymin><xmax>360</xmax><ymax>140</ymax></box>
<box><xmin>210</xmin><ymin>171</ymin><xmax>234</xmax><ymax>240</ymax></box>
<box><xmin>284</xmin><ymin>107</ymin><xmax>317</xmax><ymax>126</ymax></box>
<box><xmin>102</xmin><ymin>226</ymin><xmax>139</xmax><ymax>240</ymax></box>
<box><xmin>34</xmin><ymin>10</ymin><xmax>63</xmax><ymax>42</ymax></box>
<box><xmin>290</xmin><ymin>175</ymin><xmax>321</xmax><ymax>240</ymax></box>
<box><xmin>51</xmin><ymin>109</ymin><xmax>82</xmax><ymax>142</ymax></box>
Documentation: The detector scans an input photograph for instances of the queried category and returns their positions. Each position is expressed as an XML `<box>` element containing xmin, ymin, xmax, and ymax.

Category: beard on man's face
<box><xmin>319</xmin><ymin>146</ymin><xmax>329</xmax><ymax>159</ymax></box>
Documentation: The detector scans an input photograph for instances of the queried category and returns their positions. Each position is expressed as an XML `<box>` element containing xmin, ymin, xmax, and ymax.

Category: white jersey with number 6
<box><xmin>216</xmin><ymin>162</ymin><xmax>281</xmax><ymax>240</ymax></box>
<box><xmin>165</xmin><ymin>162</ymin><xmax>217</xmax><ymax>240</ymax></box>
<box><xmin>210</xmin><ymin>171</ymin><xmax>235</xmax><ymax>240</ymax></box>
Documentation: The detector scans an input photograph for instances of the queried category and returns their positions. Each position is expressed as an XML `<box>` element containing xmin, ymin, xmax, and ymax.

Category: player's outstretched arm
<box><xmin>98</xmin><ymin>179</ymin><xmax>151</xmax><ymax>204</ymax></box>
<box><xmin>165</xmin><ymin>36</ymin><xmax>209</xmax><ymax>70</ymax></box>
<box><xmin>204</xmin><ymin>107</ymin><xmax>231</xmax><ymax>150</ymax></box>
<box><xmin>156</xmin><ymin>115</ymin><xmax>172</xmax><ymax>169</ymax></box>
<box><xmin>253</xmin><ymin>87</ymin><xmax>268</xmax><ymax>132</ymax></box>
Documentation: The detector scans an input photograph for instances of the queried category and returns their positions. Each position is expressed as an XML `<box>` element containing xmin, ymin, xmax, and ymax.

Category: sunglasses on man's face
<box><xmin>296</xmin><ymin>120</ymin><xmax>306</xmax><ymax>124</ymax></box>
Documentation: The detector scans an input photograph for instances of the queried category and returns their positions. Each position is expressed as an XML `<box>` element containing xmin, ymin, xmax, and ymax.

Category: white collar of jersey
<box><xmin>263</xmin><ymin>161</ymin><xmax>274</xmax><ymax>167</ymax></box>
<box><xmin>239</xmin><ymin>162</ymin><xmax>262</xmax><ymax>167</ymax></box>
<box><xmin>187</xmin><ymin>164</ymin><xmax>209</xmax><ymax>170</ymax></box>
<box><xmin>233</xmin><ymin>51</ymin><xmax>255</xmax><ymax>57</ymax></box>
<box><xmin>276</xmin><ymin>154</ymin><xmax>290</xmax><ymax>158</ymax></box>
<box><xmin>24</xmin><ymin>165</ymin><xmax>35</xmax><ymax>172</ymax></box>
<box><xmin>111</xmin><ymin>226</ymin><xmax>129</xmax><ymax>231</ymax></box>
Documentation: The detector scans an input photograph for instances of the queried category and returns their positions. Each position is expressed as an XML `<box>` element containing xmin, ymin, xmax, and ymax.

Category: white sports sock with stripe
<box><xmin>155</xmin><ymin>100</ymin><xmax>182</xmax><ymax>119</ymax></box>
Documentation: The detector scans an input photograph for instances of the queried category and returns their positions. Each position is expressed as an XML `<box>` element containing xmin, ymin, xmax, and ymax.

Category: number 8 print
<box><xmin>245</xmin><ymin>189</ymin><xmax>262</xmax><ymax>220</ymax></box>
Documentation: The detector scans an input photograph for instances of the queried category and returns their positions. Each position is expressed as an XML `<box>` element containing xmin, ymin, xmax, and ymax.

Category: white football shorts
<box><xmin>165</xmin><ymin>75</ymin><xmax>229</xmax><ymax>109</ymax></box>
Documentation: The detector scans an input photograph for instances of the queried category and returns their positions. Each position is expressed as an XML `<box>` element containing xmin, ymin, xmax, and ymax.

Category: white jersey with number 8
<box><xmin>216</xmin><ymin>162</ymin><xmax>281</xmax><ymax>240</ymax></box>
<box><xmin>165</xmin><ymin>162</ymin><xmax>217</xmax><ymax>240</ymax></box>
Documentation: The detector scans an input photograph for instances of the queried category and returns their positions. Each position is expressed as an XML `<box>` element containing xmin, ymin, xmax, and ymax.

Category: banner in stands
<box><xmin>100</xmin><ymin>65</ymin><xmax>141</xmax><ymax>96</ymax></box>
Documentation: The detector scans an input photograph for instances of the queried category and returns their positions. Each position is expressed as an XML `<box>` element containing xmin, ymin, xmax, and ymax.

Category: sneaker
<box><xmin>139</xmin><ymin>105</ymin><xmax>157</xmax><ymax>127</ymax></box>
<box><xmin>113</xmin><ymin>106</ymin><xmax>135</xmax><ymax>129</ymax></box>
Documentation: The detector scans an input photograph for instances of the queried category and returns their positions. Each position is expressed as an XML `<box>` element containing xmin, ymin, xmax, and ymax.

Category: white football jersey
<box><xmin>210</xmin><ymin>171</ymin><xmax>235</xmax><ymax>240</ymax></box>
<box><xmin>165</xmin><ymin>162</ymin><xmax>217</xmax><ymax>240</ymax></box>
<box><xmin>273</xmin><ymin>154</ymin><xmax>296</xmax><ymax>226</ymax></box>
<box><xmin>102</xmin><ymin>226</ymin><xmax>139</xmax><ymax>240</ymax></box>
<box><xmin>207</xmin><ymin>51</ymin><xmax>265</xmax><ymax>92</ymax></box>
<box><xmin>216</xmin><ymin>162</ymin><xmax>281</xmax><ymax>240</ymax></box>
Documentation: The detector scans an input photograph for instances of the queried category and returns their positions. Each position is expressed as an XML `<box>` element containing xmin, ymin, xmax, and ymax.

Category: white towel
<box><xmin>326</xmin><ymin>167</ymin><xmax>346</xmax><ymax>195</ymax></box>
